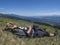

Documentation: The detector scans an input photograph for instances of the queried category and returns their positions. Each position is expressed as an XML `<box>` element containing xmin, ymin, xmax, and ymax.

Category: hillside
<box><xmin>0</xmin><ymin>17</ymin><xmax>60</xmax><ymax>45</ymax></box>
<box><xmin>0</xmin><ymin>13</ymin><xmax>60</xmax><ymax>27</ymax></box>
<box><xmin>33</xmin><ymin>16</ymin><xmax>60</xmax><ymax>27</ymax></box>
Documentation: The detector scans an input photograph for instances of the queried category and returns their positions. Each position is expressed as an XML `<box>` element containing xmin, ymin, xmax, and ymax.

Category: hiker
<box><xmin>3</xmin><ymin>22</ymin><xmax>58</xmax><ymax>38</ymax></box>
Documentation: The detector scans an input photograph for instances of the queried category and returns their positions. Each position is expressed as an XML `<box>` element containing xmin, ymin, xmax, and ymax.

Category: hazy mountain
<box><xmin>0</xmin><ymin>13</ymin><xmax>60</xmax><ymax>27</ymax></box>
<box><xmin>32</xmin><ymin>16</ymin><xmax>60</xmax><ymax>26</ymax></box>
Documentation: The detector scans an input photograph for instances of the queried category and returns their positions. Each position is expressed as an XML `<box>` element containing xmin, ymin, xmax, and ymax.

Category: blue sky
<box><xmin>0</xmin><ymin>0</ymin><xmax>60</xmax><ymax>16</ymax></box>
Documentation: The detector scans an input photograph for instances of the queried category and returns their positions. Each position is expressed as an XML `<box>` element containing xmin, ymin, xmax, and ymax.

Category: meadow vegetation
<box><xmin>0</xmin><ymin>18</ymin><xmax>60</xmax><ymax>45</ymax></box>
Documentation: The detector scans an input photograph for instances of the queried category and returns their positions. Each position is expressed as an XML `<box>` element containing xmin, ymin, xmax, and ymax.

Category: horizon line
<box><xmin>0</xmin><ymin>12</ymin><xmax>60</xmax><ymax>16</ymax></box>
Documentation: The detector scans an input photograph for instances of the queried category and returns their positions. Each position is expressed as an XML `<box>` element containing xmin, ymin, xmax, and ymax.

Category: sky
<box><xmin>0</xmin><ymin>0</ymin><xmax>60</xmax><ymax>16</ymax></box>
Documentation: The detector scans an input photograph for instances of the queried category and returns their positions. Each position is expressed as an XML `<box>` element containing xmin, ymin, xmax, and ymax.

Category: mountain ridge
<box><xmin>0</xmin><ymin>13</ymin><xmax>60</xmax><ymax>27</ymax></box>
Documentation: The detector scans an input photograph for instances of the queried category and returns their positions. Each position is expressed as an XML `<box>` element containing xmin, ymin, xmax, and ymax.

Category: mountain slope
<box><xmin>0</xmin><ymin>13</ymin><xmax>60</xmax><ymax>28</ymax></box>
<box><xmin>0</xmin><ymin>17</ymin><xmax>60</xmax><ymax>45</ymax></box>
<box><xmin>34</xmin><ymin>16</ymin><xmax>60</xmax><ymax>26</ymax></box>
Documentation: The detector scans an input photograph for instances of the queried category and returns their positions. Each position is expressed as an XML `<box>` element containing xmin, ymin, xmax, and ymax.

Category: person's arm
<box><xmin>27</xmin><ymin>25</ymin><xmax>32</xmax><ymax>34</ymax></box>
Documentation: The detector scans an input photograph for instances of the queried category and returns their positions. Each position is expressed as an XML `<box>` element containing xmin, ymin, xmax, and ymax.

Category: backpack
<box><xmin>11</xmin><ymin>27</ymin><xmax>28</xmax><ymax>38</ymax></box>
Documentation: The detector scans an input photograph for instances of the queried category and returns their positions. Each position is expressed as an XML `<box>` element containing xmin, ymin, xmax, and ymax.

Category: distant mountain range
<box><xmin>0</xmin><ymin>13</ymin><xmax>60</xmax><ymax>27</ymax></box>
<box><xmin>32</xmin><ymin>16</ymin><xmax>60</xmax><ymax>26</ymax></box>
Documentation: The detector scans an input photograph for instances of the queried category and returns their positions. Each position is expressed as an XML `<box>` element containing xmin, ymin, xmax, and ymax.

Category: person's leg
<box><xmin>37</xmin><ymin>31</ymin><xmax>55</xmax><ymax>37</ymax></box>
<box><xmin>49</xmin><ymin>33</ymin><xmax>54</xmax><ymax>37</ymax></box>
<box><xmin>37</xmin><ymin>31</ymin><xmax>48</xmax><ymax>37</ymax></box>
<box><xmin>46</xmin><ymin>30</ymin><xmax>58</xmax><ymax>37</ymax></box>
<box><xmin>50</xmin><ymin>30</ymin><xmax>59</xmax><ymax>37</ymax></box>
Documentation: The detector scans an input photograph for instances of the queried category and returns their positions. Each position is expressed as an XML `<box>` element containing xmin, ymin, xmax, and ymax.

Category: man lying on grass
<box><xmin>3</xmin><ymin>22</ymin><xmax>58</xmax><ymax>38</ymax></box>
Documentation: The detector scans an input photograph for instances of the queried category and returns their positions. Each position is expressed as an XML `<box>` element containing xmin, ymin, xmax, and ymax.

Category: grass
<box><xmin>0</xmin><ymin>17</ymin><xmax>60</xmax><ymax>45</ymax></box>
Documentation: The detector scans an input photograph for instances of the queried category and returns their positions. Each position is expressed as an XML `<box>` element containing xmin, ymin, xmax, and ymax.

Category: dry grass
<box><xmin>0</xmin><ymin>18</ymin><xmax>60</xmax><ymax>45</ymax></box>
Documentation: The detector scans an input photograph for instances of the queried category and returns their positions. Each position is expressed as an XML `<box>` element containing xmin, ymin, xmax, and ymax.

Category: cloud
<box><xmin>17</xmin><ymin>12</ymin><xmax>60</xmax><ymax>16</ymax></box>
<box><xmin>35</xmin><ymin>12</ymin><xmax>60</xmax><ymax>16</ymax></box>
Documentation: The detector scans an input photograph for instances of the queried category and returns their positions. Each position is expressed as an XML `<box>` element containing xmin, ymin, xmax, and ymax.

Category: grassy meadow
<box><xmin>0</xmin><ymin>18</ymin><xmax>60</xmax><ymax>45</ymax></box>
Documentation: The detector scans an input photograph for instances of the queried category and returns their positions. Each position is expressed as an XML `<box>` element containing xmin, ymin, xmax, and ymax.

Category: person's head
<box><xmin>6</xmin><ymin>22</ymin><xmax>17</xmax><ymax>29</ymax></box>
